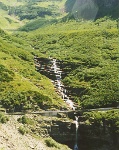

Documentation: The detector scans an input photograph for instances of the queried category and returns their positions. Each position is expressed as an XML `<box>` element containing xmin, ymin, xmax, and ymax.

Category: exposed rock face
<box><xmin>65</xmin><ymin>0</ymin><xmax>119</xmax><ymax>19</ymax></box>
<box><xmin>50</xmin><ymin>120</ymin><xmax>76</xmax><ymax>143</ymax></box>
<box><xmin>46</xmin><ymin>115</ymin><xmax>119</xmax><ymax>150</ymax></box>
<box><xmin>78</xmin><ymin>122</ymin><xmax>119</xmax><ymax>150</ymax></box>
<box><xmin>0</xmin><ymin>114</ymin><xmax>72</xmax><ymax>150</ymax></box>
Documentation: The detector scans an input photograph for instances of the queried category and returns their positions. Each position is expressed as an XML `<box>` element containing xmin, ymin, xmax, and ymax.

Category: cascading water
<box><xmin>50</xmin><ymin>58</ymin><xmax>79</xmax><ymax>149</ymax></box>
<box><xmin>50</xmin><ymin>58</ymin><xmax>76</xmax><ymax>110</ymax></box>
<box><xmin>73</xmin><ymin>116</ymin><xmax>79</xmax><ymax>150</ymax></box>
<box><xmin>35</xmin><ymin>57</ymin><xmax>80</xmax><ymax>149</ymax></box>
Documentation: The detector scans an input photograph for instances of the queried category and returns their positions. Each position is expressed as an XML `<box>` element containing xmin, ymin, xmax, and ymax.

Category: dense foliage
<box><xmin>83</xmin><ymin>110</ymin><xmax>119</xmax><ymax>144</ymax></box>
<box><xmin>0</xmin><ymin>1</ymin><xmax>118</xmax><ymax>149</ymax></box>
<box><xmin>9</xmin><ymin>4</ymin><xmax>52</xmax><ymax>20</ymax></box>
<box><xmin>19</xmin><ymin>18</ymin><xmax>58</xmax><ymax>32</ymax></box>
<box><xmin>27</xmin><ymin>18</ymin><xmax>119</xmax><ymax>109</ymax></box>
<box><xmin>0</xmin><ymin>0</ymin><xmax>118</xmax><ymax>110</ymax></box>
<box><xmin>84</xmin><ymin>110</ymin><xmax>119</xmax><ymax>132</ymax></box>
<box><xmin>0</xmin><ymin>28</ymin><xmax>67</xmax><ymax>112</ymax></box>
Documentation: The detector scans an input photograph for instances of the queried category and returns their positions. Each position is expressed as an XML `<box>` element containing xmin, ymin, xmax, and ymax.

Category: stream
<box><xmin>34</xmin><ymin>57</ymin><xmax>118</xmax><ymax>150</ymax></box>
<box><xmin>50</xmin><ymin>58</ymin><xmax>76</xmax><ymax>111</ymax></box>
<box><xmin>50</xmin><ymin>58</ymin><xmax>79</xmax><ymax>150</ymax></box>
<box><xmin>34</xmin><ymin>57</ymin><xmax>79</xmax><ymax>149</ymax></box>
<box><xmin>73</xmin><ymin>116</ymin><xmax>79</xmax><ymax>150</ymax></box>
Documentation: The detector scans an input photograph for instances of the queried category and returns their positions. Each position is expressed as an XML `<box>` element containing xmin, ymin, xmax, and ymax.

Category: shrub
<box><xmin>0</xmin><ymin>112</ymin><xmax>9</xmax><ymax>123</ymax></box>
<box><xmin>45</xmin><ymin>138</ymin><xmax>60</xmax><ymax>149</ymax></box>
<box><xmin>17</xmin><ymin>116</ymin><xmax>34</xmax><ymax>125</ymax></box>
<box><xmin>18</xmin><ymin>126</ymin><xmax>28</xmax><ymax>135</ymax></box>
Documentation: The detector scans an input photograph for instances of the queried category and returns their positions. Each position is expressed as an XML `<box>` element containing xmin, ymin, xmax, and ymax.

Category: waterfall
<box><xmin>34</xmin><ymin>57</ymin><xmax>79</xmax><ymax>149</ymax></box>
<box><xmin>49</xmin><ymin>57</ymin><xmax>76</xmax><ymax>110</ymax></box>
<box><xmin>34</xmin><ymin>56</ymin><xmax>77</xmax><ymax>110</ymax></box>
<box><xmin>51</xmin><ymin>58</ymin><xmax>79</xmax><ymax>148</ymax></box>
<box><xmin>73</xmin><ymin>116</ymin><xmax>79</xmax><ymax>150</ymax></box>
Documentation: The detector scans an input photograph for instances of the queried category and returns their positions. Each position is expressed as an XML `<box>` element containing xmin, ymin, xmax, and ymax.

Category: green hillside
<box><xmin>0</xmin><ymin>0</ymin><xmax>118</xmax><ymax>32</ymax></box>
<box><xmin>0</xmin><ymin>0</ymin><xmax>67</xmax><ymax>32</ymax></box>
<box><xmin>0</xmin><ymin>1</ymin><xmax>118</xmax><ymax>150</ymax></box>
<box><xmin>0</xmin><ymin>29</ymin><xmax>67</xmax><ymax>112</ymax></box>
<box><xmin>26</xmin><ymin>18</ymin><xmax>119</xmax><ymax>109</ymax></box>
<box><xmin>0</xmin><ymin>0</ymin><xmax>118</xmax><ymax>110</ymax></box>
<box><xmin>0</xmin><ymin>1</ymin><xmax>24</xmax><ymax>31</ymax></box>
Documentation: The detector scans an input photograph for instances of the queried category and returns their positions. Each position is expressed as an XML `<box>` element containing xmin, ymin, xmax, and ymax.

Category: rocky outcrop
<box><xmin>0</xmin><ymin>114</ymin><xmax>72</xmax><ymax>150</ymax></box>
<box><xmin>43</xmin><ymin>114</ymin><xmax>119</xmax><ymax>150</ymax></box>
<box><xmin>78</xmin><ymin>122</ymin><xmax>119</xmax><ymax>150</ymax></box>
<box><xmin>50</xmin><ymin>120</ymin><xmax>76</xmax><ymax>142</ymax></box>
<box><xmin>65</xmin><ymin>0</ymin><xmax>119</xmax><ymax>19</ymax></box>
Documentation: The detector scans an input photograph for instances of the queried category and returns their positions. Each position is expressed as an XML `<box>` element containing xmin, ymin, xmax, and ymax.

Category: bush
<box><xmin>0</xmin><ymin>64</ymin><xmax>14</xmax><ymax>82</ymax></box>
<box><xmin>0</xmin><ymin>112</ymin><xmax>9</xmax><ymax>123</ymax></box>
<box><xmin>45</xmin><ymin>138</ymin><xmax>60</xmax><ymax>149</ymax></box>
<box><xmin>17</xmin><ymin>116</ymin><xmax>34</xmax><ymax>125</ymax></box>
<box><xmin>18</xmin><ymin>126</ymin><xmax>28</xmax><ymax>135</ymax></box>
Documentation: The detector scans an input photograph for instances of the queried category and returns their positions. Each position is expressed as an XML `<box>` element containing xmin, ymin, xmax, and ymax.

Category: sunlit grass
<box><xmin>0</xmin><ymin>0</ymin><xmax>24</xmax><ymax>6</ymax></box>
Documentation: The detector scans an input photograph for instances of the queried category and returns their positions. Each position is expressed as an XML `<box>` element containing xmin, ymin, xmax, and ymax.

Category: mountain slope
<box><xmin>0</xmin><ymin>0</ymin><xmax>118</xmax><ymax>32</ymax></box>
<box><xmin>0</xmin><ymin>1</ymin><xmax>24</xmax><ymax>31</ymax></box>
<box><xmin>0</xmin><ymin>0</ymin><xmax>67</xmax><ymax>32</ymax></box>
<box><xmin>0</xmin><ymin>29</ymin><xmax>68</xmax><ymax>111</ymax></box>
<box><xmin>26</xmin><ymin>18</ymin><xmax>119</xmax><ymax>109</ymax></box>
<box><xmin>0</xmin><ymin>114</ymin><xmax>71</xmax><ymax>150</ymax></box>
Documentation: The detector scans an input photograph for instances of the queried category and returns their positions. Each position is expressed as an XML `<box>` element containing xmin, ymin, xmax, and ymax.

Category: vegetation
<box><xmin>8</xmin><ymin>4</ymin><xmax>52</xmax><ymax>20</ymax></box>
<box><xmin>0</xmin><ymin>112</ymin><xmax>9</xmax><ymax>123</ymax></box>
<box><xmin>0</xmin><ymin>0</ymin><xmax>67</xmax><ymax>31</ymax></box>
<box><xmin>45</xmin><ymin>137</ymin><xmax>70</xmax><ymax>150</ymax></box>
<box><xmin>0</xmin><ymin>0</ymin><xmax>118</xmax><ymax>149</ymax></box>
<box><xmin>45</xmin><ymin>138</ymin><xmax>61</xmax><ymax>148</ymax></box>
<box><xmin>0</xmin><ymin>0</ymin><xmax>118</xmax><ymax>110</ymax></box>
<box><xmin>17</xmin><ymin>115</ymin><xmax>34</xmax><ymax>125</ymax></box>
<box><xmin>18</xmin><ymin>126</ymin><xmax>28</xmax><ymax>135</ymax></box>
<box><xmin>19</xmin><ymin>18</ymin><xmax>58</xmax><ymax>32</ymax></box>
<box><xmin>0</xmin><ymin>28</ymin><xmax>67</xmax><ymax>112</ymax></box>
<box><xmin>26</xmin><ymin>18</ymin><xmax>118</xmax><ymax>109</ymax></box>
<box><xmin>84</xmin><ymin>110</ymin><xmax>119</xmax><ymax>130</ymax></box>
<box><xmin>83</xmin><ymin>109</ymin><xmax>119</xmax><ymax>145</ymax></box>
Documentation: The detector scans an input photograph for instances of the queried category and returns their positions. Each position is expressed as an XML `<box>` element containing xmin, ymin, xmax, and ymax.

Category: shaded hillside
<box><xmin>65</xmin><ymin>0</ymin><xmax>119</xmax><ymax>20</ymax></box>
<box><xmin>19</xmin><ymin>18</ymin><xmax>58</xmax><ymax>32</ymax></box>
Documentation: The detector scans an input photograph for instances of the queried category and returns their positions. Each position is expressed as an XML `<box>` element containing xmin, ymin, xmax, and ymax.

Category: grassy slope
<box><xmin>0</xmin><ymin>29</ymin><xmax>67</xmax><ymax>111</ymax></box>
<box><xmin>26</xmin><ymin>18</ymin><xmax>119</xmax><ymax>109</ymax></box>
<box><xmin>0</xmin><ymin>1</ymin><xmax>118</xmax><ymax>110</ymax></box>
<box><xmin>18</xmin><ymin>0</ymin><xmax>67</xmax><ymax>31</ymax></box>
<box><xmin>0</xmin><ymin>0</ymin><xmax>24</xmax><ymax>32</ymax></box>
<box><xmin>0</xmin><ymin>0</ymin><xmax>67</xmax><ymax>32</ymax></box>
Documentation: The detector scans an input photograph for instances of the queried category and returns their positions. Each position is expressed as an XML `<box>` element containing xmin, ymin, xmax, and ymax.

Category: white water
<box><xmin>74</xmin><ymin>116</ymin><xmax>79</xmax><ymax>150</ymax></box>
<box><xmin>50</xmin><ymin>58</ymin><xmax>76</xmax><ymax>110</ymax></box>
<box><xmin>50</xmin><ymin>58</ymin><xmax>79</xmax><ymax>149</ymax></box>
<box><xmin>35</xmin><ymin>57</ymin><xmax>79</xmax><ymax>149</ymax></box>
